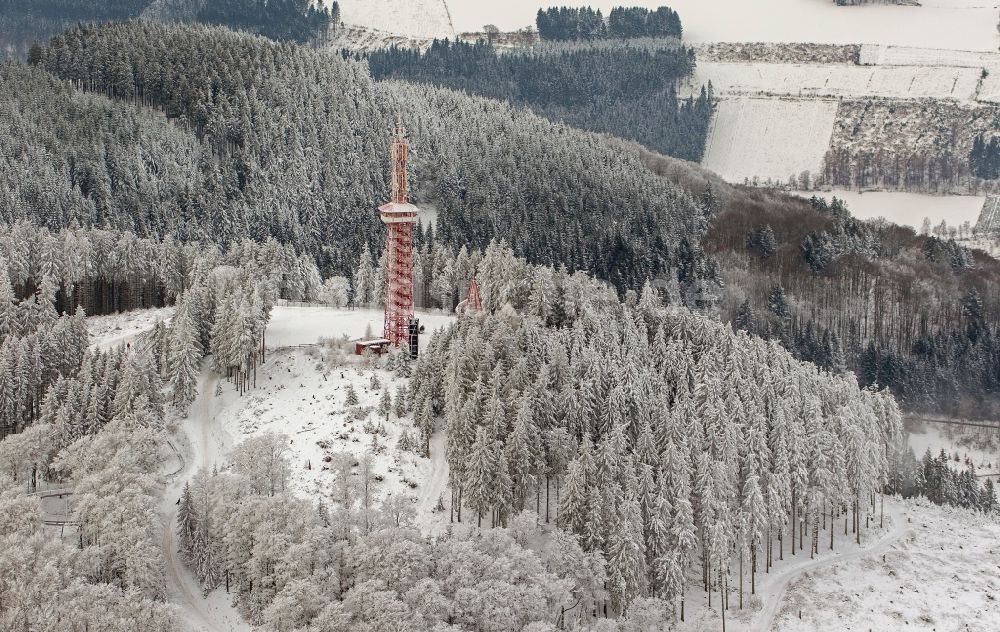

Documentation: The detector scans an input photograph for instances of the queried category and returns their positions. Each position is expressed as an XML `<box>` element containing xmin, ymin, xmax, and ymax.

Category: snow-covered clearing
<box><xmin>773</xmin><ymin>497</ymin><xmax>1000</xmax><ymax>632</ymax></box>
<box><xmin>907</xmin><ymin>418</ymin><xmax>1000</xmax><ymax>479</ymax></box>
<box><xmin>688</xmin><ymin>61</ymin><xmax>983</xmax><ymax>101</ymax></box>
<box><xmin>676</xmin><ymin>498</ymin><xmax>902</xmax><ymax>631</ymax></box>
<box><xmin>333</xmin><ymin>0</ymin><xmax>455</xmax><ymax>40</ymax></box>
<box><xmin>156</xmin><ymin>305</ymin><xmax>457</xmax><ymax>628</ymax></box>
<box><xmin>218</xmin><ymin>345</ymin><xmax>454</xmax><ymax>531</ymax></box>
<box><xmin>804</xmin><ymin>189</ymin><xmax>986</xmax><ymax>230</ymax></box>
<box><xmin>87</xmin><ymin>306</ymin><xmax>173</xmax><ymax>350</ymax></box>
<box><xmin>245</xmin><ymin>306</ymin><xmax>454</xmax><ymax>530</ymax></box>
<box><xmin>445</xmin><ymin>0</ymin><xmax>1000</xmax><ymax>51</ymax></box>
<box><xmin>701</xmin><ymin>98</ymin><xmax>838</xmax><ymax>184</ymax></box>
<box><xmin>266</xmin><ymin>304</ymin><xmax>454</xmax><ymax>349</ymax></box>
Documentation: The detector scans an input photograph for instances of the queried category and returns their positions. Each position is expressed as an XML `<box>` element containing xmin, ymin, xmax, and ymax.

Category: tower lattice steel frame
<box><xmin>378</xmin><ymin>123</ymin><xmax>418</xmax><ymax>347</ymax></box>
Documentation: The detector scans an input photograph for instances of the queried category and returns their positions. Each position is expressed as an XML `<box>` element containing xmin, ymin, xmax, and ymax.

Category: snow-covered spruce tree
<box><xmin>168</xmin><ymin>301</ymin><xmax>201</xmax><ymax>410</ymax></box>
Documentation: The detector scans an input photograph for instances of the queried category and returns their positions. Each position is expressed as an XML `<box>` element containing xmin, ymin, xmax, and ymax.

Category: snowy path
<box><xmin>415</xmin><ymin>429</ymin><xmax>450</xmax><ymax>533</ymax></box>
<box><xmin>160</xmin><ymin>363</ymin><xmax>248</xmax><ymax>632</ymax></box>
<box><xmin>755</xmin><ymin>501</ymin><xmax>908</xmax><ymax>631</ymax></box>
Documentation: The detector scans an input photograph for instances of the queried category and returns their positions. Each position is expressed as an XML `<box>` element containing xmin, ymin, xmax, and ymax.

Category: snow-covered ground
<box><xmin>446</xmin><ymin>0</ymin><xmax>1000</xmax><ymax>51</ymax></box>
<box><xmin>217</xmin><ymin>344</ymin><xmax>454</xmax><ymax>531</ymax></box>
<box><xmin>228</xmin><ymin>306</ymin><xmax>456</xmax><ymax>532</ymax></box>
<box><xmin>859</xmin><ymin>43</ymin><xmax>1000</xmax><ymax>69</ymax></box>
<box><xmin>907</xmin><ymin>419</ymin><xmax>1000</xmax><ymax>479</ymax></box>
<box><xmin>773</xmin><ymin>496</ymin><xmax>1000</xmax><ymax>632</ymax></box>
<box><xmin>701</xmin><ymin>98</ymin><xmax>838</xmax><ymax>184</ymax></box>
<box><xmin>157</xmin><ymin>305</ymin><xmax>458</xmax><ymax>631</ymax></box>
<box><xmin>333</xmin><ymin>0</ymin><xmax>455</xmax><ymax>40</ymax></box>
<box><xmin>688</xmin><ymin>61</ymin><xmax>983</xmax><ymax>101</ymax></box>
<box><xmin>676</xmin><ymin>498</ymin><xmax>903</xmax><ymax>632</ymax></box>
<box><xmin>804</xmin><ymin>189</ymin><xmax>986</xmax><ymax>230</ymax></box>
<box><xmin>87</xmin><ymin>307</ymin><xmax>173</xmax><ymax>350</ymax></box>
<box><xmin>266</xmin><ymin>305</ymin><xmax>454</xmax><ymax>349</ymax></box>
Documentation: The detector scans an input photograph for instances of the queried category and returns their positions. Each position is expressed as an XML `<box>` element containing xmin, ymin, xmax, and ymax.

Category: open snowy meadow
<box><xmin>774</xmin><ymin>497</ymin><xmax>1000</xmax><ymax>632</ymax></box>
<box><xmin>219</xmin><ymin>305</ymin><xmax>457</xmax><ymax>532</ymax></box>
<box><xmin>701</xmin><ymin>98</ymin><xmax>838</xmax><ymax>184</ymax></box>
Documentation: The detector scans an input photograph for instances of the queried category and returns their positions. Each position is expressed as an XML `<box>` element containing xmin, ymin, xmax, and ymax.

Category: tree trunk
<box><xmin>739</xmin><ymin>552</ymin><xmax>744</xmax><ymax>609</ymax></box>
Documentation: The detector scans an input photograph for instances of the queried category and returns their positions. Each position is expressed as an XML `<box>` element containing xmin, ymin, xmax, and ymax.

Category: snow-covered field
<box><xmin>217</xmin><ymin>345</ymin><xmax>452</xmax><ymax>529</ymax></box>
<box><xmin>334</xmin><ymin>0</ymin><xmax>455</xmax><ymax>40</ymax></box>
<box><xmin>859</xmin><ymin>43</ymin><xmax>1000</xmax><ymax>69</ymax></box>
<box><xmin>446</xmin><ymin>0</ymin><xmax>1000</xmax><ymax>51</ymax></box>
<box><xmin>226</xmin><ymin>306</ymin><xmax>456</xmax><ymax>531</ymax></box>
<box><xmin>774</xmin><ymin>497</ymin><xmax>1000</xmax><ymax>632</ymax></box>
<box><xmin>701</xmin><ymin>98</ymin><xmax>838</xmax><ymax>184</ymax></box>
<box><xmin>688</xmin><ymin>61</ymin><xmax>983</xmax><ymax>101</ymax></box>
<box><xmin>87</xmin><ymin>306</ymin><xmax>173</xmax><ymax>350</ymax></box>
<box><xmin>805</xmin><ymin>189</ymin><xmax>986</xmax><ymax>230</ymax></box>
<box><xmin>907</xmin><ymin>419</ymin><xmax>1000</xmax><ymax>479</ymax></box>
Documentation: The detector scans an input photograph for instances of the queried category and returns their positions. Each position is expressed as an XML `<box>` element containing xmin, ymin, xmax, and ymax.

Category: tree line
<box><xmin>536</xmin><ymin>6</ymin><xmax>683</xmax><ymax>41</ymax></box>
<box><xmin>888</xmin><ymin>446</ymin><xmax>998</xmax><ymax>514</ymax></box>
<box><xmin>363</xmin><ymin>38</ymin><xmax>713</xmax><ymax>162</ymax></box>
<box><xmin>0</xmin><ymin>222</ymin><xmax>321</xmax><ymax>316</ymax></box>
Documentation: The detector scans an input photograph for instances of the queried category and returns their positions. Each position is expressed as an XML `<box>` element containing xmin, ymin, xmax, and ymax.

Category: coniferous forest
<box><xmin>970</xmin><ymin>134</ymin><xmax>1000</xmax><ymax>181</ymax></box>
<box><xmin>0</xmin><ymin>0</ymin><xmax>337</xmax><ymax>59</ymax></box>
<box><xmin>18</xmin><ymin>21</ymin><xmax>716</xmax><ymax>298</ymax></box>
<box><xmin>364</xmin><ymin>39</ymin><xmax>714</xmax><ymax>161</ymax></box>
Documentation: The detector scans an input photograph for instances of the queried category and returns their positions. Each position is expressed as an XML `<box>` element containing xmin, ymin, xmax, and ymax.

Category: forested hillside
<box><xmin>365</xmin><ymin>39</ymin><xmax>714</xmax><ymax>161</ymax></box>
<box><xmin>24</xmin><ymin>21</ymin><xmax>716</xmax><ymax>298</ymax></box>
<box><xmin>164</xmin><ymin>252</ymin><xmax>904</xmax><ymax>628</ymax></box>
<box><xmin>705</xmin><ymin>186</ymin><xmax>1000</xmax><ymax>419</ymax></box>
<box><xmin>0</xmin><ymin>0</ymin><xmax>336</xmax><ymax>59</ymax></box>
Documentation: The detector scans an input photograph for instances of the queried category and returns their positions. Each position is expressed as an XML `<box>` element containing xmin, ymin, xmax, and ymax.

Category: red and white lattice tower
<box><xmin>465</xmin><ymin>279</ymin><xmax>483</xmax><ymax>313</ymax></box>
<box><xmin>378</xmin><ymin>123</ymin><xmax>418</xmax><ymax>347</ymax></box>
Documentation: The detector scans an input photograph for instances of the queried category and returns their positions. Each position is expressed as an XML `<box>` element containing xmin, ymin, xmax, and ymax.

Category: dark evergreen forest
<box><xmin>970</xmin><ymin>134</ymin><xmax>1000</xmax><ymax>181</ymax></box>
<box><xmin>536</xmin><ymin>5</ymin><xmax>683</xmax><ymax>41</ymax></box>
<box><xmin>364</xmin><ymin>39</ymin><xmax>714</xmax><ymax>161</ymax></box>
<box><xmin>0</xmin><ymin>0</ymin><xmax>336</xmax><ymax>59</ymax></box>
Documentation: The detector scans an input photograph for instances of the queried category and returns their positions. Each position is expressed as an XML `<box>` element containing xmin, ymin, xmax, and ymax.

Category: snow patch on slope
<box><xmin>701</xmin><ymin>97</ymin><xmax>838</xmax><ymax>184</ymax></box>
<box><xmin>690</xmin><ymin>61</ymin><xmax>983</xmax><ymax>102</ymax></box>
<box><xmin>774</xmin><ymin>497</ymin><xmax>1000</xmax><ymax>632</ymax></box>
<box><xmin>88</xmin><ymin>307</ymin><xmax>173</xmax><ymax>350</ymax></box>
<box><xmin>805</xmin><ymin>190</ymin><xmax>987</xmax><ymax>230</ymax></box>
<box><xmin>335</xmin><ymin>0</ymin><xmax>455</xmax><ymax>40</ymax></box>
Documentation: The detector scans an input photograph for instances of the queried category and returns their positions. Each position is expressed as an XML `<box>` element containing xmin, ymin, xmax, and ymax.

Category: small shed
<box><xmin>355</xmin><ymin>338</ymin><xmax>391</xmax><ymax>356</ymax></box>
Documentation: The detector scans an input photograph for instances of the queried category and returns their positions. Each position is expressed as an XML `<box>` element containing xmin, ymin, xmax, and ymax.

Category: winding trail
<box><xmin>754</xmin><ymin>500</ymin><xmax>909</xmax><ymax>631</ymax></box>
<box><xmin>159</xmin><ymin>362</ymin><xmax>246</xmax><ymax>632</ymax></box>
<box><xmin>415</xmin><ymin>429</ymin><xmax>450</xmax><ymax>533</ymax></box>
